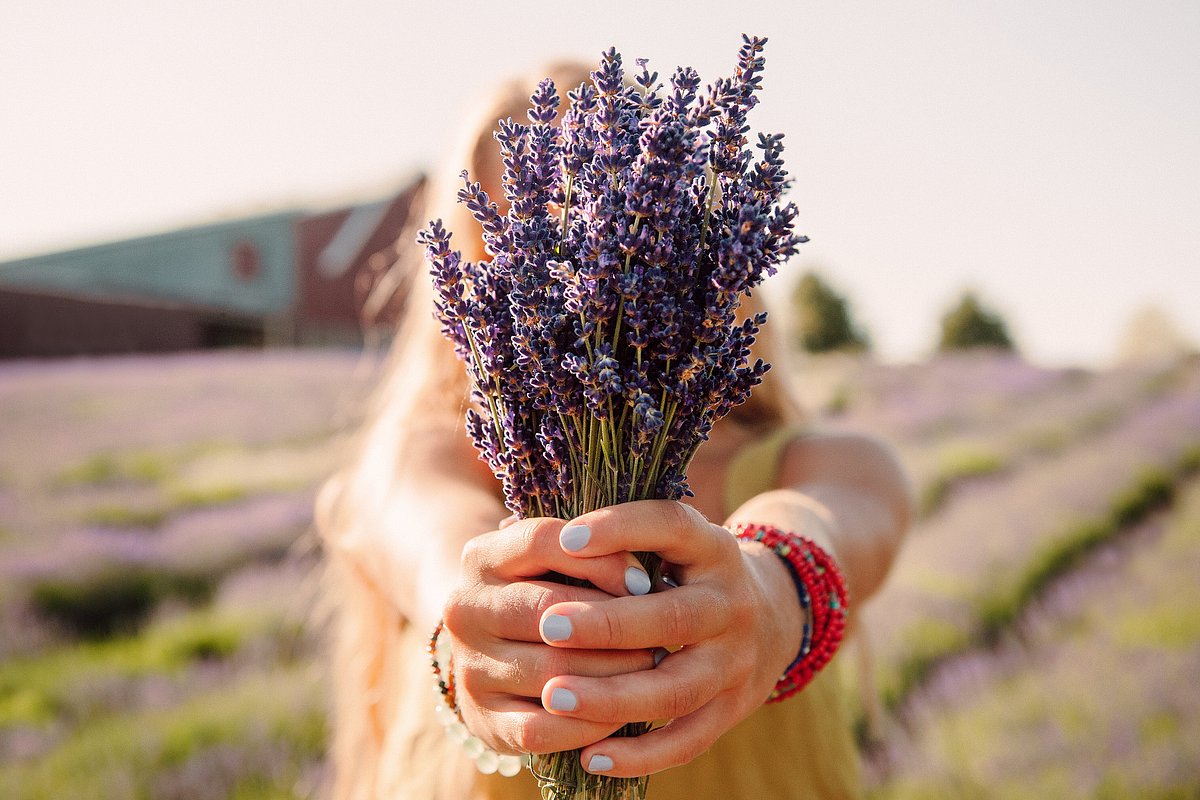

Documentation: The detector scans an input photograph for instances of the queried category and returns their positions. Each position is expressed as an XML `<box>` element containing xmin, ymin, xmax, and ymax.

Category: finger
<box><xmin>446</xmin><ymin>579</ymin><xmax>613</xmax><ymax>643</ymax></box>
<box><xmin>558</xmin><ymin>501</ymin><xmax>737</xmax><ymax>570</ymax></box>
<box><xmin>463</xmin><ymin>518</ymin><xmax>652</xmax><ymax>598</ymax></box>
<box><xmin>577</xmin><ymin>694</ymin><xmax>740</xmax><ymax>777</ymax></box>
<box><xmin>459</xmin><ymin>639</ymin><xmax>658</xmax><ymax>698</ymax></box>
<box><xmin>540</xmin><ymin>644</ymin><xmax>720</xmax><ymax>724</ymax></box>
<box><xmin>560</xmin><ymin>522</ymin><xmax>655</xmax><ymax>595</ymax></box>
<box><xmin>472</xmin><ymin>695</ymin><xmax>624</xmax><ymax>756</ymax></box>
<box><xmin>538</xmin><ymin>584</ymin><xmax>733</xmax><ymax>649</ymax></box>
<box><xmin>498</xmin><ymin>513</ymin><xmax>519</xmax><ymax>529</ymax></box>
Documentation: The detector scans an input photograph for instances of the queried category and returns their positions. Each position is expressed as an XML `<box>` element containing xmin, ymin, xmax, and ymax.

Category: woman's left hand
<box><xmin>536</xmin><ymin>500</ymin><xmax>805</xmax><ymax>778</ymax></box>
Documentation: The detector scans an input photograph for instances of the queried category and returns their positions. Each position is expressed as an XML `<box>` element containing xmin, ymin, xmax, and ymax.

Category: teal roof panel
<box><xmin>0</xmin><ymin>213</ymin><xmax>300</xmax><ymax>315</ymax></box>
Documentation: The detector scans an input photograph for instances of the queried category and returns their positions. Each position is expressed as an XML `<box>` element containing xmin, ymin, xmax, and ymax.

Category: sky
<box><xmin>2</xmin><ymin>0</ymin><xmax>1197</xmax><ymax>366</ymax></box>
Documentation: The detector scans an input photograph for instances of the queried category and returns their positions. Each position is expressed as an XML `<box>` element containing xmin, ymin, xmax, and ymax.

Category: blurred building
<box><xmin>0</xmin><ymin>177</ymin><xmax>423</xmax><ymax>358</ymax></box>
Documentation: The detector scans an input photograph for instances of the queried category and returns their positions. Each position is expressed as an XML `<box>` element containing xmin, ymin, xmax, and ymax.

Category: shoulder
<box><xmin>779</xmin><ymin>431</ymin><xmax>913</xmax><ymax>515</ymax></box>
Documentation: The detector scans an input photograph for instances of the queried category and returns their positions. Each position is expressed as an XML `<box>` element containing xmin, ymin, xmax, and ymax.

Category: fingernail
<box><xmin>549</xmin><ymin>687</ymin><xmax>578</xmax><ymax>712</ymax></box>
<box><xmin>587</xmin><ymin>754</ymin><xmax>614</xmax><ymax>773</ymax></box>
<box><xmin>662</xmin><ymin>574</ymin><xmax>679</xmax><ymax>588</ymax></box>
<box><xmin>560</xmin><ymin>524</ymin><xmax>591</xmax><ymax>552</ymax></box>
<box><xmin>653</xmin><ymin>647</ymin><xmax>669</xmax><ymax>666</ymax></box>
<box><xmin>541</xmin><ymin>614</ymin><xmax>572</xmax><ymax>642</ymax></box>
<box><xmin>625</xmin><ymin>566</ymin><xmax>651</xmax><ymax>596</ymax></box>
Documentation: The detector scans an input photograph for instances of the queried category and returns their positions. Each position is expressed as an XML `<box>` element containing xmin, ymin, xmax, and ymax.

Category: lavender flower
<box><xmin>422</xmin><ymin>35</ymin><xmax>802</xmax><ymax>799</ymax></box>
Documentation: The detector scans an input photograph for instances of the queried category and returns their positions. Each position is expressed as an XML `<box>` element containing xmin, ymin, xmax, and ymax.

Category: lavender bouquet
<box><xmin>421</xmin><ymin>36</ymin><xmax>802</xmax><ymax>800</ymax></box>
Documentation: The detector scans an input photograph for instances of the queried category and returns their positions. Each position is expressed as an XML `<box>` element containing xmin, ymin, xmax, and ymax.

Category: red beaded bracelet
<box><xmin>731</xmin><ymin>522</ymin><xmax>849</xmax><ymax>703</ymax></box>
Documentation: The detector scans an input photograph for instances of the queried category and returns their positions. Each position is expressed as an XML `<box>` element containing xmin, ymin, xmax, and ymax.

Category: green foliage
<box><xmin>880</xmin><ymin>619</ymin><xmax>972</xmax><ymax>712</ymax></box>
<box><xmin>1178</xmin><ymin>444</ymin><xmax>1200</xmax><ymax>476</ymax></box>
<box><xmin>890</xmin><ymin>460</ymin><xmax>1191</xmax><ymax>710</ymax></box>
<box><xmin>0</xmin><ymin>665</ymin><xmax>326</xmax><ymax>800</ymax></box>
<box><xmin>30</xmin><ymin>570</ymin><xmax>217</xmax><ymax>639</ymax></box>
<box><xmin>1110</xmin><ymin>468</ymin><xmax>1174</xmax><ymax>527</ymax></box>
<box><xmin>81</xmin><ymin>504</ymin><xmax>169</xmax><ymax>529</ymax></box>
<box><xmin>791</xmin><ymin>271</ymin><xmax>869</xmax><ymax>354</ymax></box>
<box><xmin>167</xmin><ymin>483</ymin><xmax>248</xmax><ymax>509</ymax></box>
<box><xmin>56</xmin><ymin>452</ymin><xmax>170</xmax><ymax>487</ymax></box>
<box><xmin>0</xmin><ymin>611</ymin><xmax>261</xmax><ymax>728</ymax></box>
<box><xmin>937</xmin><ymin>292</ymin><xmax>1015</xmax><ymax>352</ymax></box>
<box><xmin>80</xmin><ymin>483</ymin><xmax>248</xmax><ymax>529</ymax></box>
<box><xmin>919</xmin><ymin>445</ymin><xmax>1008</xmax><ymax>517</ymax></box>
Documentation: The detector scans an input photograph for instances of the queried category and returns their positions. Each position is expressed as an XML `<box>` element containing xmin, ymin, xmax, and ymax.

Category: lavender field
<box><xmin>1</xmin><ymin>350</ymin><xmax>1197</xmax><ymax>799</ymax></box>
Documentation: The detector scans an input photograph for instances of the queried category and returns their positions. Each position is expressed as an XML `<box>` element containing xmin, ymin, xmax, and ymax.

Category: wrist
<box><xmin>739</xmin><ymin>538</ymin><xmax>806</xmax><ymax>685</ymax></box>
<box><xmin>731</xmin><ymin>522</ymin><xmax>849</xmax><ymax>703</ymax></box>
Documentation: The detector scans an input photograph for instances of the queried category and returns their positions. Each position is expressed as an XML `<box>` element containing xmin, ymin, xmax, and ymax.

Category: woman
<box><xmin>318</xmin><ymin>61</ymin><xmax>912</xmax><ymax>800</ymax></box>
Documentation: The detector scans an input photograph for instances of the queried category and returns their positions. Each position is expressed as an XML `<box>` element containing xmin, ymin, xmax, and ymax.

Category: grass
<box><xmin>869</xmin><ymin>479</ymin><xmax>1200</xmax><ymax>799</ymax></box>
<box><xmin>80</xmin><ymin>483</ymin><xmax>252</xmax><ymax>530</ymax></box>
<box><xmin>56</xmin><ymin>452</ymin><xmax>171</xmax><ymax>488</ymax></box>
<box><xmin>881</xmin><ymin>458</ymin><xmax>1190</xmax><ymax>712</ymax></box>
<box><xmin>878</xmin><ymin>618</ymin><xmax>972</xmax><ymax>711</ymax></box>
<box><xmin>29</xmin><ymin>569</ymin><xmax>220</xmax><ymax>639</ymax></box>
<box><xmin>0</xmin><ymin>609</ymin><xmax>282</xmax><ymax>728</ymax></box>
<box><xmin>919</xmin><ymin>445</ymin><xmax>1008</xmax><ymax>517</ymax></box>
<box><xmin>0</xmin><ymin>663</ymin><xmax>326</xmax><ymax>800</ymax></box>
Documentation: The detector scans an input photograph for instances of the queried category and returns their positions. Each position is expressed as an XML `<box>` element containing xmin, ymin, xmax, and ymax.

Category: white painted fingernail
<box><xmin>661</xmin><ymin>574</ymin><xmax>679</xmax><ymax>588</ymax></box>
<box><xmin>549</xmin><ymin>687</ymin><xmax>578</xmax><ymax>712</ymax></box>
<box><xmin>560</xmin><ymin>524</ymin><xmax>591</xmax><ymax>552</ymax></box>
<box><xmin>542</xmin><ymin>614</ymin><xmax>572</xmax><ymax>642</ymax></box>
<box><xmin>587</xmin><ymin>754</ymin><xmax>614</xmax><ymax>773</ymax></box>
<box><xmin>625</xmin><ymin>566</ymin><xmax>651</xmax><ymax>596</ymax></box>
<box><xmin>653</xmin><ymin>648</ymin><xmax>669</xmax><ymax>666</ymax></box>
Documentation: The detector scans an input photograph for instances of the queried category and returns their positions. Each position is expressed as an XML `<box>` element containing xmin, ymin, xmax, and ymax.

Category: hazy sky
<box><xmin>2</xmin><ymin>0</ymin><xmax>1197</xmax><ymax>365</ymax></box>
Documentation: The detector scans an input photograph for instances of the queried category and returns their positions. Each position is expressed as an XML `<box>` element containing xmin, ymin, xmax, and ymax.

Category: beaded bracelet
<box><xmin>428</xmin><ymin>621</ymin><xmax>530</xmax><ymax>777</ymax></box>
<box><xmin>731</xmin><ymin>522</ymin><xmax>849</xmax><ymax>703</ymax></box>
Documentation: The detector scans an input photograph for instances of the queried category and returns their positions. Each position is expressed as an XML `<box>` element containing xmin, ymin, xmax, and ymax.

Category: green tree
<box><xmin>791</xmin><ymin>272</ymin><xmax>869</xmax><ymax>354</ymax></box>
<box><xmin>938</xmin><ymin>291</ymin><xmax>1015</xmax><ymax>352</ymax></box>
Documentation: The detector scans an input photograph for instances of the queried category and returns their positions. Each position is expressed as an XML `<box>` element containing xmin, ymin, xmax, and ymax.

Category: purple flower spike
<box><xmin>421</xmin><ymin>36</ymin><xmax>803</xmax><ymax>520</ymax></box>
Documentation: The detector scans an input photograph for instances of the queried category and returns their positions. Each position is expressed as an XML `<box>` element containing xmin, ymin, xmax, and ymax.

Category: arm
<box><xmin>732</xmin><ymin>431</ymin><xmax>914</xmax><ymax>613</ymax></box>
<box><xmin>331</xmin><ymin>421</ymin><xmax>507</xmax><ymax>635</ymax></box>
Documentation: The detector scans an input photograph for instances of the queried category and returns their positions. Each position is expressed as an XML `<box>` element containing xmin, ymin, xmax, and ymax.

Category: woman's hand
<box><xmin>536</xmin><ymin>500</ymin><xmax>805</xmax><ymax>778</ymax></box>
<box><xmin>441</xmin><ymin>516</ymin><xmax>660</xmax><ymax>756</ymax></box>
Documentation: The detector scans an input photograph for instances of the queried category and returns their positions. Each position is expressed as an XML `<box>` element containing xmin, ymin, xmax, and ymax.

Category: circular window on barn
<box><xmin>230</xmin><ymin>240</ymin><xmax>262</xmax><ymax>283</ymax></box>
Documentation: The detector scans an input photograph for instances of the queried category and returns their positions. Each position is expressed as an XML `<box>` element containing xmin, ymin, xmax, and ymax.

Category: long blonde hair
<box><xmin>316</xmin><ymin>59</ymin><xmax>804</xmax><ymax>800</ymax></box>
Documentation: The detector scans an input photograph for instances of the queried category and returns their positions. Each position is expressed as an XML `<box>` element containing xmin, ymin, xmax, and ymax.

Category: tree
<box><xmin>938</xmin><ymin>291</ymin><xmax>1014</xmax><ymax>352</ymax></box>
<box><xmin>791</xmin><ymin>272</ymin><xmax>869</xmax><ymax>354</ymax></box>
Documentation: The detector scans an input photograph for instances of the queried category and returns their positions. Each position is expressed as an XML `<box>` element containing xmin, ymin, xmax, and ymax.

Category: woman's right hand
<box><xmin>442</xmin><ymin>516</ymin><xmax>659</xmax><ymax>756</ymax></box>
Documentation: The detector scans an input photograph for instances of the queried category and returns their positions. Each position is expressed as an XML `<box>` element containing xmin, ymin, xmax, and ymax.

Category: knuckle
<box><xmin>662</xmin><ymin>594</ymin><xmax>699</xmax><ymax>641</ymax></box>
<box><xmin>704</xmin><ymin>586</ymin><xmax>736</xmax><ymax>629</ymax></box>
<box><xmin>601</xmin><ymin>607</ymin><xmax>625</xmax><ymax>647</ymax></box>
<box><xmin>664</xmin><ymin>681</ymin><xmax>702</xmax><ymax>718</ymax></box>
<box><xmin>536</xmin><ymin>646</ymin><xmax>572</xmax><ymax>683</ymax></box>
<box><xmin>511</xmin><ymin>714</ymin><xmax>548</xmax><ymax>754</ymax></box>
<box><xmin>727</xmin><ymin>645</ymin><xmax>755</xmax><ymax>679</ymax></box>
<box><xmin>712</xmin><ymin>524</ymin><xmax>740</xmax><ymax>559</ymax></box>
<box><xmin>530</xmin><ymin>584</ymin><xmax>560</xmax><ymax>619</ymax></box>
<box><xmin>441</xmin><ymin>586</ymin><xmax>471</xmax><ymax>633</ymax></box>
<box><xmin>459</xmin><ymin>535</ymin><xmax>485</xmax><ymax>572</ymax></box>
<box><xmin>455</xmin><ymin>651</ymin><xmax>487</xmax><ymax>695</ymax></box>
<box><xmin>521</xmin><ymin>517</ymin><xmax>562</xmax><ymax>553</ymax></box>
<box><xmin>664</xmin><ymin>501</ymin><xmax>698</xmax><ymax>537</ymax></box>
<box><xmin>678</xmin><ymin>730</ymin><xmax>717</xmax><ymax>766</ymax></box>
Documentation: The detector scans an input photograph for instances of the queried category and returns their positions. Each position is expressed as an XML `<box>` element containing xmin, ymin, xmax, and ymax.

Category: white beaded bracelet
<box><xmin>429</xmin><ymin>621</ymin><xmax>529</xmax><ymax>777</ymax></box>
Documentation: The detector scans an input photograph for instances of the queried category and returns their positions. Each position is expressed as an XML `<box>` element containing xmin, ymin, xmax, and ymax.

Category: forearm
<box><xmin>725</xmin><ymin>433</ymin><xmax>913</xmax><ymax>615</ymax></box>
<box><xmin>331</xmin><ymin>425</ymin><xmax>508</xmax><ymax>633</ymax></box>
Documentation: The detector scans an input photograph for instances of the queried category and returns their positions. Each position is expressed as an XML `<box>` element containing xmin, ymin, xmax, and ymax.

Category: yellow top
<box><xmin>375</xmin><ymin>427</ymin><xmax>862</xmax><ymax>799</ymax></box>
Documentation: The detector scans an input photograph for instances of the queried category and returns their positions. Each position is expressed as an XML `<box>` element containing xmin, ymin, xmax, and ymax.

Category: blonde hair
<box><xmin>316</xmin><ymin>59</ymin><xmax>804</xmax><ymax>799</ymax></box>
